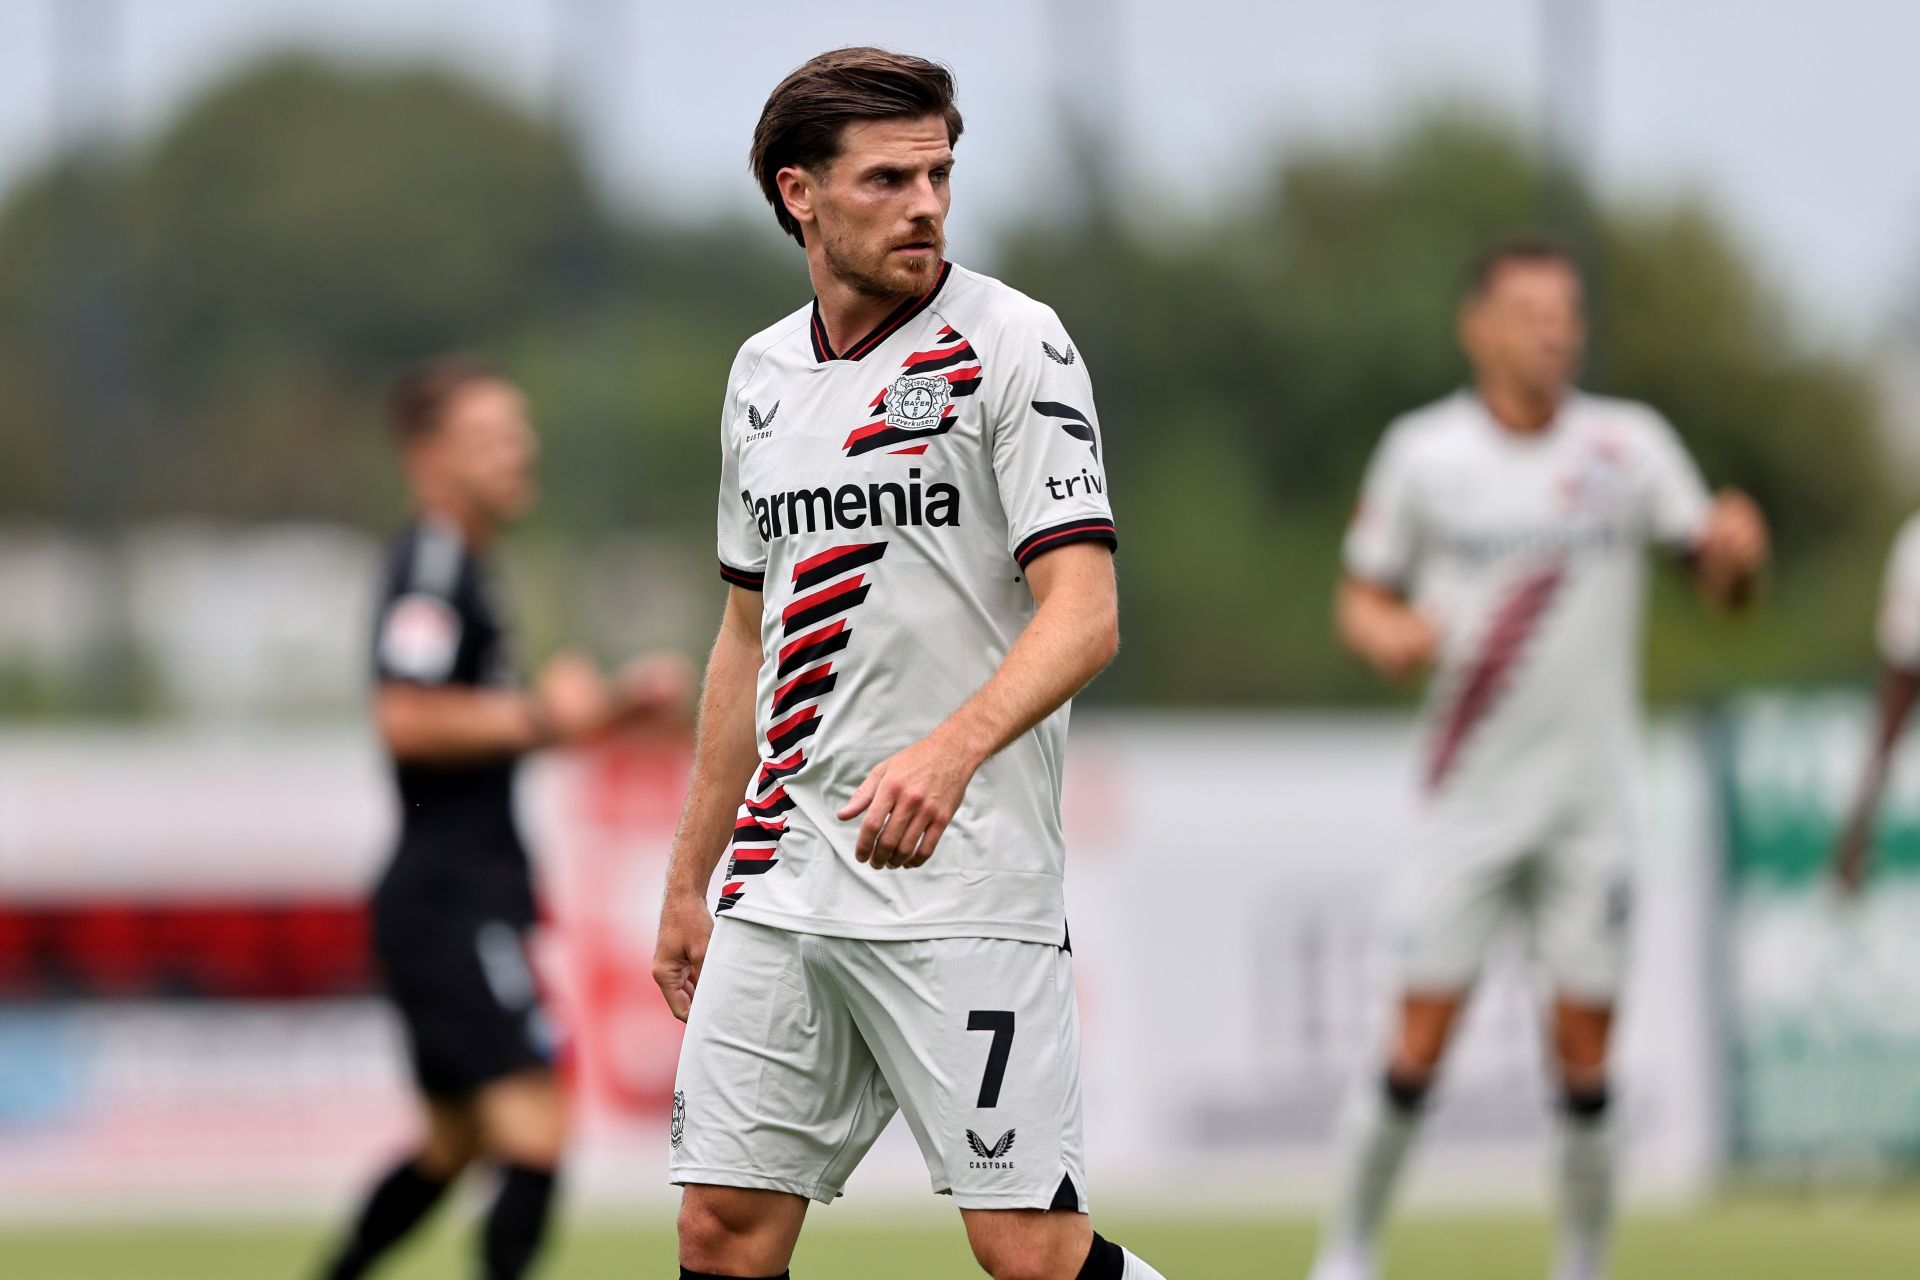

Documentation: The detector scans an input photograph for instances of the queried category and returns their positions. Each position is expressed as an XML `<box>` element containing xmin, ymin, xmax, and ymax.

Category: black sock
<box><xmin>679</xmin><ymin>1270</ymin><xmax>790</xmax><ymax>1279</ymax></box>
<box><xmin>482</xmin><ymin>1163</ymin><xmax>560</xmax><ymax>1280</ymax></box>
<box><xmin>321</xmin><ymin>1155</ymin><xmax>452</xmax><ymax>1280</ymax></box>
<box><xmin>1077</xmin><ymin>1232</ymin><xmax>1127</xmax><ymax>1280</ymax></box>
<box><xmin>1382</xmin><ymin>1067</ymin><xmax>1433</xmax><ymax>1114</ymax></box>
<box><xmin>1562</xmin><ymin>1080</ymin><xmax>1611</xmax><ymax>1120</ymax></box>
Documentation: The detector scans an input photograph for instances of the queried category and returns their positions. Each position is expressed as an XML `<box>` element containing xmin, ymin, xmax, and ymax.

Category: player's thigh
<box><xmin>671</xmin><ymin>919</ymin><xmax>896</xmax><ymax>1206</ymax></box>
<box><xmin>1393</xmin><ymin>808</ymin><xmax>1529</xmax><ymax>996</ymax></box>
<box><xmin>961</xmin><ymin>1206</ymin><xmax>1094</xmax><ymax>1280</ymax></box>
<box><xmin>1533</xmin><ymin>807</ymin><xmax>1636</xmax><ymax>1009</ymax></box>
<box><xmin>678</xmin><ymin>1184</ymin><xmax>810</xmax><ymax>1277</ymax></box>
<box><xmin>475</xmin><ymin>1067</ymin><xmax>567</xmax><ymax>1168</ymax></box>
<box><xmin>836</xmin><ymin>935</ymin><xmax>1088</xmax><ymax>1212</ymax></box>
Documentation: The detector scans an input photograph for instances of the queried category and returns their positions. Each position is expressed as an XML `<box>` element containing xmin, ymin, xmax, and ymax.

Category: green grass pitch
<box><xmin>3</xmin><ymin>1202</ymin><xmax>1915</xmax><ymax>1279</ymax></box>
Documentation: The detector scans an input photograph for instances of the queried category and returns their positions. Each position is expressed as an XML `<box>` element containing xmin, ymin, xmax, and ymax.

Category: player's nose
<box><xmin>904</xmin><ymin>173</ymin><xmax>944</xmax><ymax>220</ymax></box>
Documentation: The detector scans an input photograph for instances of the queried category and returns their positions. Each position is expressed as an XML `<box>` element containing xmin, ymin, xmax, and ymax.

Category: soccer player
<box><xmin>651</xmin><ymin>48</ymin><xmax>1167</xmax><ymax>1280</ymax></box>
<box><xmin>1309</xmin><ymin>238</ymin><xmax>1769</xmax><ymax>1280</ymax></box>
<box><xmin>1831</xmin><ymin>515</ymin><xmax>1920</xmax><ymax>890</ymax></box>
<box><xmin>319</xmin><ymin>358</ymin><xmax>689</xmax><ymax>1280</ymax></box>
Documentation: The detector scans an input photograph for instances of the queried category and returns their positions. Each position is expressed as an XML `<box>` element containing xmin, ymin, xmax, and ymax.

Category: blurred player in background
<box><xmin>1310</xmin><ymin>238</ymin><xmax>1769</xmax><ymax>1280</ymax></box>
<box><xmin>1831</xmin><ymin>515</ymin><xmax>1920</xmax><ymax>890</ymax></box>
<box><xmin>318</xmin><ymin>358</ymin><xmax>690</xmax><ymax>1280</ymax></box>
<box><xmin>651</xmin><ymin>48</ymin><xmax>1166</xmax><ymax>1280</ymax></box>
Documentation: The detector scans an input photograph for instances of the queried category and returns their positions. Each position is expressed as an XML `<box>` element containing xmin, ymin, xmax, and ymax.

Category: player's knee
<box><xmin>968</xmin><ymin>1240</ymin><xmax>1064</xmax><ymax>1280</ymax></box>
<box><xmin>966</xmin><ymin>1218</ymin><xmax>1090</xmax><ymax>1280</ymax></box>
<box><xmin>1552</xmin><ymin>1005</ymin><xmax>1614</xmax><ymax>1080</ymax></box>
<box><xmin>677</xmin><ymin>1189</ymin><xmax>786</xmax><ymax>1272</ymax></box>
<box><xmin>418</xmin><ymin>1106</ymin><xmax>481</xmax><ymax>1178</ymax></box>
<box><xmin>416</xmin><ymin>1134</ymin><xmax>478</xmax><ymax>1181</ymax></box>
<box><xmin>486</xmin><ymin>1122</ymin><xmax>565</xmax><ymax>1171</ymax></box>
<box><xmin>476</xmin><ymin>1077</ymin><xmax>569</xmax><ymax>1169</ymax></box>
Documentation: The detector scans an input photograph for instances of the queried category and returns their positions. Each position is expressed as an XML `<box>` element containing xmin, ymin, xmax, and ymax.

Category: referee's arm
<box><xmin>377</xmin><ymin>652</ymin><xmax>615</xmax><ymax>763</ymax></box>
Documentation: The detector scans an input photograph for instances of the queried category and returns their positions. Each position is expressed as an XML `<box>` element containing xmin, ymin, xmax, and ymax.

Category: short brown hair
<box><xmin>1463</xmin><ymin>233</ymin><xmax>1583</xmax><ymax>299</ymax></box>
<box><xmin>387</xmin><ymin>356</ymin><xmax>499</xmax><ymax>445</ymax></box>
<box><xmin>751</xmin><ymin>47</ymin><xmax>964</xmax><ymax>247</ymax></box>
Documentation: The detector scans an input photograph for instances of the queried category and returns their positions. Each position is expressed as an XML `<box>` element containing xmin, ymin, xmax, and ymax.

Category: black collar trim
<box><xmin>809</xmin><ymin>261</ymin><xmax>953</xmax><ymax>363</ymax></box>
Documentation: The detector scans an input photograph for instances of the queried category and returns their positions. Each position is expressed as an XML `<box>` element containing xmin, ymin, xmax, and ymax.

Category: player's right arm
<box><xmin>1334</xmin><ymin>576</ymin><xmax>1440</xmax><ymax>683</ymax></box>
<box><xmin>1336</xmin><ymin>421</ymin><xmax>1440</xmax><ymax>683</ymax></box>
<box><xmin>653</xmin><ymin>585</ymin><xmax>763</xmax><ymax>1020</ymax></box>
<box><xmin>654</xmin><ymin>347</ymin><xmax>768</xmax><ymax>1020</ymax></box>
<box><xmin>1833</xmin><ymin>518</ymin><xmax>1920</xmax><ymax>892</ymax></box>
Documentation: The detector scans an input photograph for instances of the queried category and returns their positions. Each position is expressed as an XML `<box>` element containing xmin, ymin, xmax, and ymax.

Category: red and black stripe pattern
<box><xmin>1014</xmin><ymin>518</ymin><xmax>1119</xmax><ymax>570</ymax></box>
<box><xmin>717</xmin><ymin>541</ymin><xmax>888</xmax><ymax>915</ymax></box>
<box><xmin>719</xmin><ymin>562</ymin><xmax>765</xmax><ymax>590</ymax></box>
<box><xmin>844</xmin><ymin>324</ymin><xmax>984</xmax><ymax>459</ymax></box>
<box><xmin>1425</xmin><ymin>563</ymin><xmax>1566</xmax><ymax>792</ymax></box>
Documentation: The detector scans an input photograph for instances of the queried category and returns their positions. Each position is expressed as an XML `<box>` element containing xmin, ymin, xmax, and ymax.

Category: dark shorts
<box><xmin>372</xmin><ymin>906</ymin><xmax>555</xmax><ymax>1100</ymax></box>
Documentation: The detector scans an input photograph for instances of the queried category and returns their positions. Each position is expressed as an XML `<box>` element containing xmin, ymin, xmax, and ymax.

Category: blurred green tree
<box><xmin>0</xmin><ymin>65</ymin><xmax>1892</xmax><ymax>708</ymax></box>
<box><xmin>1006</xmin><ymin>108</ymin><xmax>1893</xmax><ymax>703</ymax></box>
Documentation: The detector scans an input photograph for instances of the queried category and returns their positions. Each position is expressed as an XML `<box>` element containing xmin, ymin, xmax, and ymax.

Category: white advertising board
<box><xmin>0</xmin><ymin>716</ymin><xmax>1717</xmax><ymax>1216</ymax></box>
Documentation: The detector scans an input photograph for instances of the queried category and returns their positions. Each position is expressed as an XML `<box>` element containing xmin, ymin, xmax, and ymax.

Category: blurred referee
<box><xmin>319</xmin><ymin>358</ymin><xmax>688</xmax><ymax>1280</ymax></box>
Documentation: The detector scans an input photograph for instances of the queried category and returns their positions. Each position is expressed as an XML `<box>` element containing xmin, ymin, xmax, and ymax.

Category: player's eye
<box><xmin>931</xmin><ymin>167</ymin><xmax>951</xmax><ymax>185</ymax></box>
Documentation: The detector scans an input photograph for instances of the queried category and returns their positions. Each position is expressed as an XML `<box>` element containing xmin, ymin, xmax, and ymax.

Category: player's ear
<box><xmin>775</xmin><ymin>165</ymin><xmax>817</xmax><ymax>238</ymax></box>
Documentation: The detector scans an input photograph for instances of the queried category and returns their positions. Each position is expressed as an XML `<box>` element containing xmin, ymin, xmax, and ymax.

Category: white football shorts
<box><xmin>668</xmin><ymin>917</ymin><xmax>1089</xmax><ymax>1212</ymax></box>
<box><xmin>1394</xmin><ymin>784</ymin><xmax>1639</xmax><ymax>1004</ymax></box>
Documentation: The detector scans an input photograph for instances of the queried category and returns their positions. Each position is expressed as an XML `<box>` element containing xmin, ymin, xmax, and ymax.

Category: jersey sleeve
<box><xmin>716</xmin><ymin>347</ymin><xmax>768</xmax><ymax>590</ymax></box>
<box><xmin>986</xmin><ymin>309</ymin><xmax>1118</xmax><ymax>570</ymax></box>
<box><xmin>1343</xmin><ymin>423</ymin><xmax>1423</xmax><ymax>591</ymax></box>
<box><xmin>1635</xmin><ymin>409</ymin><xmax>1713</xmax><ymax>551</ymax></box>
<box><xmin>1878</xmin><ymin>516</ymin><xmax>1920</xmax><ymax>672</ymax></box>
<box><xmin>373</xmin><ymin>529</ymin><xmax>468</xmax><ymax>686</ymax></box>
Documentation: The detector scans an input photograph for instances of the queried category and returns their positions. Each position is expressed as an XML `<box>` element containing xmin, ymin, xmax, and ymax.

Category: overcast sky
<box><xmin>0</xmin><ymin>0</ymin><xmax>1913</xmax><ymax>340</ymax></box>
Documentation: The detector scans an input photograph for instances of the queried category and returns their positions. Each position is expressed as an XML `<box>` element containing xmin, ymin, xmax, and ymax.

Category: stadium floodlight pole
<box><xmin>1539</xmin><ymin>0</ymin><xmax>1610</xmax><ymax>380</ymax></box>
<box><xmin>50</xmin><ymin>0</ymin><xmax>140</xmax><ymax>710</ymax></box>
<box><xmin>1540</xmin><ymin>0</ymin><xmax>1600</xmax><ymax>189</ymax></box>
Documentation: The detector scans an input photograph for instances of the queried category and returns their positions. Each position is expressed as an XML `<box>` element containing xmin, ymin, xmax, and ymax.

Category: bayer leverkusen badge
<box><xmin>885</xmin><ymin>373</ymin><xmax>952</xmax><ymax>432</ymax></box>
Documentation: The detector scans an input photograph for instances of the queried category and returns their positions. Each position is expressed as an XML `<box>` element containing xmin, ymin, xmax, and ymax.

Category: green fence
<box><xmin>1713</xmin><ymin>692</ymin><xmax>1920</xmax><ymax>1175</ymax></box>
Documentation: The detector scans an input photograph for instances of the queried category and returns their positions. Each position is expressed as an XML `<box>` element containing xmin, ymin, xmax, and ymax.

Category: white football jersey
<box><xmin>1345</xmin><ymin>391</ymin><xmax>1711</xmax><ymax>802</ymax></box>
<box><xmin>712</xmin><ymin>262</ymin><xmax>1116</xmax><ymax>945</ymax></box>
<box><xmin>1876</xmin><ymin>513</ymin><xmax>1920</xmax><ymax>672</ymax></box>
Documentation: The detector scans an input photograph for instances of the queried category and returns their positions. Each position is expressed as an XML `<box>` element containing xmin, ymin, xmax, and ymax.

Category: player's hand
<box><xmin>837</xmin><ymin>732</ymin><xmax>980</xmax><ymax>870</ymax></box>
<box><xmin>1367</xmin><ymin>609</ymin><xmax>1442</xmax><ymax>682</ymax></box>
<box><xmin>1833</xmin><ymin>819</ymin><xmax>1875</xmax><ymax>897</ymax></box>
<box><xmin>1696</xmin><ymin>488</ymin><xmax>1769</xmax><ymax>608</ymax></box>
<box><xmin>652</xmin><ymin>892</ymin><xmax>713</xmax><ymax>1021</ymax></box>
<box><xmin>613</xmin><ymin>651</ymin><xmax>698</xmax><ymax>725</ymax></box>
<box><xmin>534</xmin><ymin>650</ymin><xmax>614</xmax><ymax>745</ymax></box>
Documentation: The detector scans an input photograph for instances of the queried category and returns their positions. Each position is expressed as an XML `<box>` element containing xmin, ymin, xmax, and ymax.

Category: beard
<box><xmin>820</xmin><ymin>217</ymin><xmax>944</xmax><ymax>301</ymax></box>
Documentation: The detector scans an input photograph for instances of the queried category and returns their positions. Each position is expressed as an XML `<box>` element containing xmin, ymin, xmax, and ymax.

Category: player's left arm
<box><xmin>1640</xmin><ymin>409</ymin><xmax>1769</xmax><ymax>608</ymax></box>
<box><xmin>838</xmin><ymin>542</ymin><xmax>1118</xmax><ymax>870</ymax></box>
<box><xmin>1690</xmin><ymin>488</ymin><xmax>1770</xmax><ymax>610</ymax></box>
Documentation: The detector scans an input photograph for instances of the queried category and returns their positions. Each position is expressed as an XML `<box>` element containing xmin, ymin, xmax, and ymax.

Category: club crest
<box><xmin>885</xmin><ymin>374</ymin><xmax>952</xmax><ymax>433</ymax></box>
